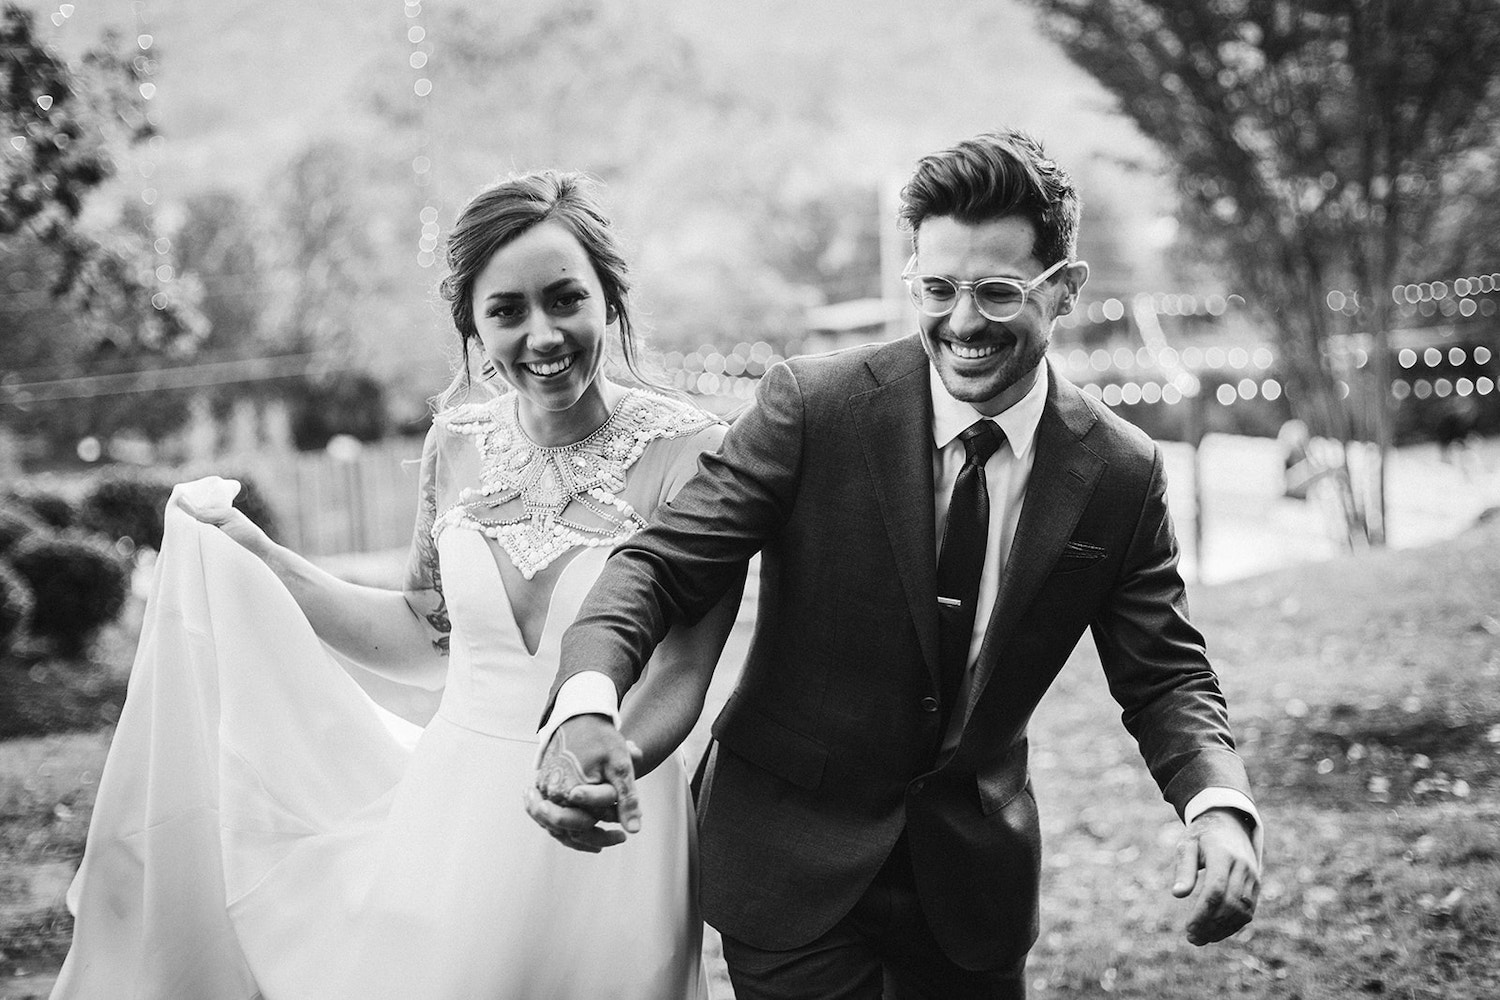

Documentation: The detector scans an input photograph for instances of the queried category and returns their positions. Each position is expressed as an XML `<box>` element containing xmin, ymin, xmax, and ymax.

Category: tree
<box><xmin>265</xmin><ymin>140</ymin><xmax>373</xmax><ymax>359</ymax></box>
<box><xmin>174</xmin><ymin>189</ymin><xmax>268</xmax><ymax>361</ymax></box>
<box><xmin>1026</xmin><ymin>0</ymin><xmax>1500</xmax><ymax>546</ymax></box>
<box><xmin>1</xmin><ymin>3</ymin><xmax>203</xmax><ymax>454</ymax></box>
<box><xmin>1</xmin><ymin>3</ymin><xmax>195</xmax><ymax>349</ymax></box>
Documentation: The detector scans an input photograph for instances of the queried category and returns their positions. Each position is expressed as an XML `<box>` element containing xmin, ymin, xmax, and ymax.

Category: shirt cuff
<box><xmin>1183</xmin><ymin>787</ymin><xmax>1260</xmax><ymax>830</ymax></box>
<box><xmin>534</xmin><ymin>671</ymin><xmax>621</xmax><ymax>767</ymax></box>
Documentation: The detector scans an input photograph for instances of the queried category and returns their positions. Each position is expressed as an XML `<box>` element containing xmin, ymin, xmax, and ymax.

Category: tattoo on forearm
<box><xmin>537</xmin><ymin>729</ymin><xmax>589</xmax><ymax>801</ymax></box>
<box><xmin>426</xmin><ymin>599</ymin><xmax>451</xmax><ymax>655</ymax></box>
<box><xmin>407</xmin><ymin>464</ymin><xmax>452</xmax><ymax>656</ymax></box>
<box><xmin>422</xmin><ymin>536</ymin><xmax>451</xmax><ymax>655</ymax></box>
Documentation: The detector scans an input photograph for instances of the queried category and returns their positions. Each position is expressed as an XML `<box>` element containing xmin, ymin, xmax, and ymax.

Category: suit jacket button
<box><xmin>919</xmin><ymin>696</ymin><xmax>939</xmax><ymax>713</ymax></box>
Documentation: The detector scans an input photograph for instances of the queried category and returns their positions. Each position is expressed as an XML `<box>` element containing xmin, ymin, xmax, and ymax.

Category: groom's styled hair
<box><xmin>899</xmin><ymin>128</ymin><xmax>1082</xmax><ymax>267</ymax></box>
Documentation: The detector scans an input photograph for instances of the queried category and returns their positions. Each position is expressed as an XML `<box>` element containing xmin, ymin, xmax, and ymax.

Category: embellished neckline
<box><xmin>434</xmin><ymin>388</ymin><xmax>716</xmax><ymax>579</ymax></box>
<box><xmin>509</xmin><ymin>393</ymin><xmax>621</xmax><ymax>453</ymax></box>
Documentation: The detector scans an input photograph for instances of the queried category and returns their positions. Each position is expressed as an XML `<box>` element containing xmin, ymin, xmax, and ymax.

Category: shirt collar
<box><xmin>929</xmin><ymin>359</ymin><xmax>1048</xmax><ymax>460</ymax></box>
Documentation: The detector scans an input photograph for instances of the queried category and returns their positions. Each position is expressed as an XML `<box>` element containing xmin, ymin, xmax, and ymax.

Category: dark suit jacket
<box><xmin>555</xmin><ymin>335</ymin><xmax>1253</xmax><ymax>971</ymax></box>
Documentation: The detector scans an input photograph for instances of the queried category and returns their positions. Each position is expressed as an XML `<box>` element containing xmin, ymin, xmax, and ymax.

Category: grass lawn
<box><xmin>2</xmin><ymin>520</ymin><xmax>1498</xmax><ymax>998</ymax></box>
<box><xmin>1023</xmin><ymin>517</ymin><xmax>1500</xmax><ymax>998</ymax></box>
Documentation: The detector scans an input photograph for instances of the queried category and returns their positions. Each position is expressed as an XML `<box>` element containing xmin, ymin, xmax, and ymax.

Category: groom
<box><xmin>529</xmin><ymin>128</ymin><xmax>1262</xmax><ymax>999</ymax></box>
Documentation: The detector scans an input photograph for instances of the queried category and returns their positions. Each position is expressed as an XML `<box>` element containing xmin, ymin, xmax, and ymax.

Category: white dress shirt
<box><xmin>542</xmin><ymin>360</ymin><xmax>1258</xmax><ymax>829</ymax></box>
<box><xmin>929</xmin><ymin>359</ymin><xmax>1047</xmax><ymax>673</ymax></box>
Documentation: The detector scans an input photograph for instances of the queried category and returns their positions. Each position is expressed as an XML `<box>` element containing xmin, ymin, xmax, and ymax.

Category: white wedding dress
<box><xmin>52</xmin><ymin>389</ymin><xmax>721</xmax><ymax>1000</ymax></box>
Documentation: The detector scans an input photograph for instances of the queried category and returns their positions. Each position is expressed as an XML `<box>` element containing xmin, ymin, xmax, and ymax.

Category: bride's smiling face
<box><xmin>470</xmin><ymin>221</ymin><xmax>616</xmax><ymax>440</ymax></box>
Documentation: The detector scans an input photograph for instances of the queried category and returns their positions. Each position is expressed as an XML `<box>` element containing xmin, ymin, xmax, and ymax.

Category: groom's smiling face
<box><xmin>913</xmin><ymin>215</ymin><xmax>1076</xmax><ymax>416</ymax></box>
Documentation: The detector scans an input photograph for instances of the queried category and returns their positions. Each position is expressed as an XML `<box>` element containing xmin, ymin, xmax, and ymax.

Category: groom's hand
<box><xmin>1172</xmin><ymin>807</ymin><xmax>1262</xmax><ymax>946</ymax></box>
<box><xmin>525</xmin><ymin>714</ymin><xmax>643</xmax><ymax>853</ymax></box>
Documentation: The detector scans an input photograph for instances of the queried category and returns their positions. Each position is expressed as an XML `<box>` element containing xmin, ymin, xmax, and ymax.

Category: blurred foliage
<box><xmin>173</xmin><ymin>188</ymin><xmax>269</xmax><ymax>373</ymax></box>
<box><xmin>286</xmin><ymin>372</ymin><xmax>390</xmax><ymax>450</ymax></box>
<box><xmin>260</xmin><ymin>142</ymin><xmax>398</xmax><ymax>446</ymax></box>
<box><xmin>758</xmin><ymin>187</ymin><xmax>883</xmax><ymax>307</ymax></box>
<box><xmin>0</xmin><ymin>556</ymin><xmax>32</xmax><ymax>655</ymax></box>
<box><xmin>78</xmin><ymin>464</ymin><xmax>279</xmax><ymax>549</ymax></box>
<box><xmin>0</xmin><ymin>3</ymin><xmax>199</xmax><ymax>352</ymax></box>
<box><xmin>0</xmin><ymin>482</ymin><xmax>78</xmax><ymax>530</ymax></box>
<box><xmin>0</xmin><ymin>504</ymin><xmax>43</xmax><ymax>555</ymax></box>
<box><xmin>1</xmin><ymin>3</ymin><xmax>207</xmax><ymax>454</ymax></box>
<box><xmin>2</xmin><ymin>22</ymin><xmax>395</xmax><ymax>462</ymax></box>
<box><xmin>7</xmin><ymin>529</ymin><xmax>129</xmax><ymax>657</ymax></box>
<box><xmin>266</xmin><ymin>140</ymin><xmax>373</xmax><ymax>360</ymax></box>
<box><xmin>1028</xmin><ymin>0</ymin><xmax>1500</xmax><ymax>545</ymax></box>
<box><xmin>216</xmin><ymin>469</ymin><xmax>280</xmax><ymax>541</ymax></box>
<box><xmin>77</xmin><ymin>465</ymin><xmax>173</xmax><ymax>549</ymax></box>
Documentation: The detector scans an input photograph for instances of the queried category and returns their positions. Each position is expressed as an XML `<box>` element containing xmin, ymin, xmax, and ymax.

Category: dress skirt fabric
<box><xmin>52</xmin><ymin>502</ymin><xmax>705</xmax><ymax>1000</ymax></box>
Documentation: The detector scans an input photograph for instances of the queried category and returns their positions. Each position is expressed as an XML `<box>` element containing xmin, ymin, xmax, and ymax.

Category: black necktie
<box><xmin>935</xmin><ymin>419</ymin><xmax>1003</xmax><ymax>733</ymax></box>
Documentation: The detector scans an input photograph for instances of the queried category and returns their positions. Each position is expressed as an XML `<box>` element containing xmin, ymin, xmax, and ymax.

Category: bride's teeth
<box><xmin>525</xmin><ymin>356</ymin><xmax>574</xmax><ymax>376</ymax></box>
<box><xmin>949</xmin><ymin>342</ymin><xmax>1000</xmax><ymax>359</ymax></box>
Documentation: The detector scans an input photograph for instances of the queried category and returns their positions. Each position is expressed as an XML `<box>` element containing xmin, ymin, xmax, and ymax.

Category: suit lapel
<box><xmin>848</xmin><ymin>336</ymin><xmax>941</xmax><ymax>681</ymax></box>
<box><xmin>960</xmin><ymin>369</ymin><xmax>1104</xmax><ymax>726</ymax></box>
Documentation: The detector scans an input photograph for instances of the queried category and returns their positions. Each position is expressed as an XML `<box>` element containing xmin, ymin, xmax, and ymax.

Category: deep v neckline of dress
<box><xmin>477</xmin><ymin>536</ymin><xmax>607</xmax><ymax>659</ymax></box>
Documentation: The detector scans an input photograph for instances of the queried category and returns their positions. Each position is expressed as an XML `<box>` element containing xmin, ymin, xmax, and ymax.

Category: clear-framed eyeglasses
<box><xmin>901</xmin><ymin>255</ymin><xmax>1071</xmax><ymax>323</ymax></box>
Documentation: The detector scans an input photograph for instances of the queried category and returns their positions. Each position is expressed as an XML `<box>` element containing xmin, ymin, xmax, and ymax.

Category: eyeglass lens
<box><xmin>910</xmin><ymin>277</ymin><xmax>1027</xmax><ymax>321</ymax></box>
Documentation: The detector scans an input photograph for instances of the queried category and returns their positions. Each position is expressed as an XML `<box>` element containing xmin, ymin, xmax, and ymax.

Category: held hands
<box><xmin>174</xmin><ymin>477</ymin><xmax>271</xmax><ymax>556</ymax></box>
<box><xmin>1172</xmin><ymin>807</ymin><xmax>1263</xmax><ymax>946</ymax></box>
<box><xmin>524</xmin><ymin>714</ymin><xmax>643</xmax><ymax>853</ymax></box>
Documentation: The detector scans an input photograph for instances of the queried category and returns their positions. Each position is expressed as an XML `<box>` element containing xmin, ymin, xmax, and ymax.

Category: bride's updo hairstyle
<box><xmin>437</xmin><ymin>170</ymin><xmax>645</xmax><ymax>406</ymax></box>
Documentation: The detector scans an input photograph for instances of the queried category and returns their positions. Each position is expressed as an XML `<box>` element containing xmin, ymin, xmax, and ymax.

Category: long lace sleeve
<box><xmin>403</xmin><ymin>424</ymin><xmax>451</xmax><ymax>655</ymax></box>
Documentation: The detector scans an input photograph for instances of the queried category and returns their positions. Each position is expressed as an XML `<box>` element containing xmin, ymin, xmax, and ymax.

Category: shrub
<box><xmin>287</xmin><ymin>372</ymin><xmax>390</xmax><ymax>450</ymax></box>
<box><xmin>78</xmin><ymin>466</ymin><xmax>175</xmax><ymax>550</ymax></box>
<box><xmin>81</xmin><ymin>465</ymin><xmax>281</xmax><ymax>550</ymax></box>
<box><xmin>0</xmin><ymin>504</ymin><xmax>46</xmax><ymax>556</ymax></box>
<box><xmin>8</xmin><ymin>530</ymin><xmax>131</xmax><ymax>657</ymax></box>
<box><xmin>216</xmin><ymin>469</ymin><xmax>281</xmax><ymax>541</ymax></box>
<box><xmin>0</xmin><ymin>484</ymin><xmax>79</xmax><ymax>530</ymax></box>
<box><xmin>0</xmin><ymin>558</ymin><xmax>34</xmax><ymax>655</ymax></box>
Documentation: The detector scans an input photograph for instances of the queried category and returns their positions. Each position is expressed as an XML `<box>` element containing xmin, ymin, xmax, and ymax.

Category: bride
<box><xmin>52</xmin><ymin>171</ymin><xmax>742</xmax><ymax>999</ymax></box>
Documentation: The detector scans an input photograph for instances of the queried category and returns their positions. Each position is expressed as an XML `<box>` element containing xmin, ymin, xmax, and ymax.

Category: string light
<box><xmin>658</xmin><ymin>293</ymin><xmax>1490</xmax><ymax>406</ymax></box>
<box><xmin>1059</xmin><ymin>291</ymin><xmax>1242</xmax><ymax>328</ymax></box>
<box><xmin>1396</xmin><ymin>345</ymin><xmax>1495</xmax><ymax>371</ymax></box>
<box><xmin>656</xmin><ymin>341</ymin><xmax>783</xmax><ymax>397</ymax></box>
<box><xmin>1391</xmin><ymin>271</ymin><xmax>1500</xmax><ymax>306</ymax></box>
<box><xmin>407</xmin><ymin>0</ymin><xmax>439</xmax><ymax>268</ymax></box>
<box><xmin>1053</xmin><ymin>342</ymin><xmax>1279</xmax><ymax>376</ymax></box>
<box><xmin>667</xmin><ymin>332</ymin><xmax>1489</xmax><ymax>411</ymax></box>
<box><xmin>123</xmin><ymin>0</ymin><xmax>179</xmax><ymax>317</ymax></box>
<box><xmin>13</xmin><ymin>6</ymin><xmax>75</xmax><ymax>158</ymax></box>
<box><xmin>1392</xmin><ymin>375</ymin><xmax>1500</xmax><ymax>401</ymax></box>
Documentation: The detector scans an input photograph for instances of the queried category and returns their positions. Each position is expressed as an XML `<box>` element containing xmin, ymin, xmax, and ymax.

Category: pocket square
<box><xmin>1058</xmin><ymin>539</ymin><xmax>1107</xmax><ymax>563</ymax></box>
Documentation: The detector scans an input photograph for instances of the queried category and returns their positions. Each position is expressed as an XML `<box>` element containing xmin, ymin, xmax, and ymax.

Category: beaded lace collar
<box><xmin>434</xmin><ymin>388</ymin><xmax>716</xmax><ymax>579</ymax></box>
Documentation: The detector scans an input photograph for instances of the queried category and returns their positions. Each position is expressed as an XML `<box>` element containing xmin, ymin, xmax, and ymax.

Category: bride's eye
<box><xmin>551</xmin><ymin>291</ymin><xmax>587</xmax><ymax>313</ymax></box>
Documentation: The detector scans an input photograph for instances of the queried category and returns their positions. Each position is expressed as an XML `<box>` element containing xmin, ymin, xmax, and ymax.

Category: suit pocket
<box><xmin>976</xmin><ymin>740</ymin><xmax>1030</xmax><ymax>815</ymax></box>
<box><xmin>713</xmin><ymin>696</ymin><xmax>829</xmax><ymax>791</ymax></box>
<box><xmin>1053</xmin><ymin>538</ymin><xmax>1107</xmax><ymax>573</ymax></box>
<box><xmin>976</xmin><ymin>763</ymin><xmax>1030</xmax><ymax>816</ymax></box>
